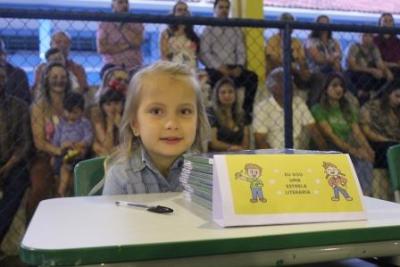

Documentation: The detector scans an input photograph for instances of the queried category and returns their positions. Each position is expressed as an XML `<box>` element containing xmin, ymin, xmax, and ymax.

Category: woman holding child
<box><xmin>28</xmin><ymin>62</ymin><xmax>71</xmax><ymax>218</ymax></box>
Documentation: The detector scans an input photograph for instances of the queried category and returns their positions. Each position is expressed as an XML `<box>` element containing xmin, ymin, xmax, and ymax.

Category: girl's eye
<box><xmin>181</xmin><ymin>108</ymin><xmax>193</xmax><ymax>115</ymax></box>
<box><xmin>149</xmin><ymin>108</ymin><xmax>163</xmax><ymax>115</ymax></box>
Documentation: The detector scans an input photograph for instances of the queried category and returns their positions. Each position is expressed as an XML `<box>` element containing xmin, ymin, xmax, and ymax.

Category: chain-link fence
<box><xmin>1</xmin><ymin>5</ymin><xmax>400</xmax><ymax>255</ymax></box>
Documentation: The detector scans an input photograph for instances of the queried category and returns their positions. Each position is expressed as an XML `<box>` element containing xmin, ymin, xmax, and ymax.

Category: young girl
<box><xmin>52</xmin><ymin>92</ymin><xmax>93</xmax><ymax>197</ymax></box>
<box><xmin>91</xmin><ymin>65</ymin><xmax>128</xmax><ymax>156</ymax></box>
<box><xmin>208</xmin><ymin>77</ymin><xmax>249</xmax><ymax>152</ymax></box>
<box><xmin>102</xmin><ymin>61</ymin><xmax>210</xmax><ymax>195</ymax></box>
<box><xmin>311</xmin><ymin>72</ymin><xmax>374</xmax><ymax>196</ymax></box>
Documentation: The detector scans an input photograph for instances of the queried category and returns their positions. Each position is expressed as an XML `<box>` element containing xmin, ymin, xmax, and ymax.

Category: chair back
<box><xmin>74</xmin><ymin>157</ymin><xmax>106</xmax><ymax>196</ymax></box>
<box><xmin>387</xmin><ymin>144</ymin><xmax>400</xmax><ymax>202</ymax></box>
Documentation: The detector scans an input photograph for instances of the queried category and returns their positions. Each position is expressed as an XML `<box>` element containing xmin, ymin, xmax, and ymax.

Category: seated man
<box><xmin>253</xmin><ymin>67</ymin><xmax>326</xmax><ymax>150</ymax></box>
<box><xmin>265</xmin><ymin>13</ymin><xmax>311</xmax><ymax>89</ymax></box>
<box><xmin>0</xmin><ymin>38</ymin><xmax>30</xmax><ymax>104</ymax></box>
<box><xmin>200</xmin><ymin>0</ymin><xmax>258</xmax><ymax>123</ymax></box>
<box><xmin>0</xmin><ymin>66</ymin><xmax>32</xmax><ymax>250</ymax></box>
<box><xmin>32</xmin><ymin>31</ymin><xmax>88</xmax><ymax>94</ymax></box>
<box><xmin>345</xmin><ymin>32</ymin><xmax>393</xmax><ymax>103</ymax></box>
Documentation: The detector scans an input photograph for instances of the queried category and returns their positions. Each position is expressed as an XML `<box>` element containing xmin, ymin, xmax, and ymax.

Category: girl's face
<box><xmin>389</xmin><ymin>89</ymin><xmax>400</xmax><ymax>108</ymax></box>
<box><xmin>102</xmin><ymin>100</ymin><xmax>123</xmax><ymax>117</ymax></box>
<box><xmin>48</xmin><ymin>66</ymin><xmax>68</xmax><ymax>94</ymax></box>
<box><xmin>132</xmin><ymin>73</ymin><xmax>197</xmax><ymax>164</ymax></box>
<box><xmin>218</xmin><ymin>83</ymin><xmax>236</xmax><ymax>106</ymax></box>
<box><xmin>174</xmin><ymin>2</ymin><xmax>189</xmax><ymax>17</ymax></box>
<box><xmin>326</xmin><ymin>77</ymin><xmax>344</xmax><ymax>101</ymax></box>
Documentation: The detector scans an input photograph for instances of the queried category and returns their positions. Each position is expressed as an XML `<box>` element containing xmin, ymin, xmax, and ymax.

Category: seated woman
<box><xmin>305</xmin><ymin>15</ymin><xmax>342</xmax><ymax>75</ymax></box>
<box><xmin>345</xmin><ymin>32</ymin><xmax>393</xmax><ymax>104</ymax></box>
<box><xmin>208</xmin><ymin>78</ymin><xmax>250</xmax><ymax>152</ymax></box>
<box><xmin>305</xmin><ymin>15</ymin><xmax>342</xmax><ymax>106</ymax></box>
<box><xmin>28</xmin><ymin>62</ymin><xmax>72</xmax><ymax>220</ymax></box>
<box><xmin>32</xmin><ymin>48</ymin><xmax>80</xmax><ymax>99</ymax></box>
<box><xmin>360</xmin><ymin>81</ymin><xmax>400</xmax><ymax>168</ymax></box>
<box><xmin>311</xmin><ymin>72</ymin><xmax>374</xmax><ymax>196</ymax></box>
<box><xmin>159</xmin><ymin>0</ymin><xmax>200</xmax><ymax>70</ymax></box>
<box><xmin>91</xmin><ymin>65</ymin><xmax>128</xmax><ymax>156</ymax></box>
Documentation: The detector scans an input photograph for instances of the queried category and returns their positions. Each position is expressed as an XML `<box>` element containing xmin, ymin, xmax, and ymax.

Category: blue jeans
<box><xmin>251</xmin><ymin>187</ymin><xmax>264</xmax><ymax>200</ymax></box>
<box><xmin>351</xmin><ymin>157</ymin><xmax>373</xmax><ymax>196</ymax></box>
<box><xmin>333</xmin><ymin>186</ymin><xmax>351</xmax><ymax>199</ymax></box>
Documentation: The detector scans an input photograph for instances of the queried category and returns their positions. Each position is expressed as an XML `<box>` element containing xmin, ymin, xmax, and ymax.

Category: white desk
<box><xmin>21</xmin><ymin>193</ymin><xmax>400</xmax><ymax>266</ymax></box>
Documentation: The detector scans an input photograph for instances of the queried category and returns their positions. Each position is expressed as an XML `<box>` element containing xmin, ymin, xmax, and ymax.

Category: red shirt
<box><xmin>373</xmin><ymin>34</ymin><xmax>400</xmax><ymax>63</ymax></box>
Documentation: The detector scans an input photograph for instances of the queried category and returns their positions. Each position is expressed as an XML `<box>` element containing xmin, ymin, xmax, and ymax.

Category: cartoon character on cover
<box><xmin>323</xmin><ymin>161</ymin><xmax>353</xmax><ymax>201</ymax></box>
<box><xmin>235</xmin><ymin>163</ymin><xmax>267</xmax><ymax>203</ymax></box>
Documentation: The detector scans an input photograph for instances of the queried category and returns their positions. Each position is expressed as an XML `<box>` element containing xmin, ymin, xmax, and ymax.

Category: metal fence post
<box><xmin>282</xmin><ymin>22</ymin><xmax>293</xmax><ymax>149</ymax></box>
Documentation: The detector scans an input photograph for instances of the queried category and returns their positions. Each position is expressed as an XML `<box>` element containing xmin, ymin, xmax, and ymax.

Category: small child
<box><xmin>102</xmin><ymin>61</ymin><xmax>210</xmax><ymax>195</ymax></box>
<box><xmin>52</xmin><ymin>92</ymin><xmax>93</xmax><ymax>197</ymax></box>
<box><xmin>91</xmin><ymin>88</ymin><xmax>125</xmax><ymax>156</ymax></box>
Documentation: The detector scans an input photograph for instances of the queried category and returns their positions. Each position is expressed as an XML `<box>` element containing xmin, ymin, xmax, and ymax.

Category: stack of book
<box><xmin>180</xmin><ymin>153</ymin><xmax>214</xmax><ymax>210</ymax></box>
<box><xmin>180</xmin><ymin>149</ymin><xmax>340</xmax><ymax>210</ymax></box>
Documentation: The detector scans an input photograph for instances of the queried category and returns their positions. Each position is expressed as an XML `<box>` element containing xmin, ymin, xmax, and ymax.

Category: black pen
<box><xmin>115</xmin><ymin>201</ymin><xmax>174</xmax><ymax>214</ymax></box>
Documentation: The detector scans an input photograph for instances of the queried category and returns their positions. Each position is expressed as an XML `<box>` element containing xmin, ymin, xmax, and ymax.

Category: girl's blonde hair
<box><xmin>113</xmin><ymin>61</ymin><xmax>210</xmax><ymax>162</ymax></box>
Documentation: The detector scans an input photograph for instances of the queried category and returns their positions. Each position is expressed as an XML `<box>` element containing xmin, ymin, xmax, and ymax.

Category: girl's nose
<box><xmin>165</xmin><ymin>116</ymin><xmax>179</xmax><ymax>130</ymax></box>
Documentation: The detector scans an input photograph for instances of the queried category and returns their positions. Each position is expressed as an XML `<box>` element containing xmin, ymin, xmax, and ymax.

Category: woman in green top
<box><xmin>311</xmin><ymin>72</ymin><xmax>374</xmax><ymax>196</ymax></box>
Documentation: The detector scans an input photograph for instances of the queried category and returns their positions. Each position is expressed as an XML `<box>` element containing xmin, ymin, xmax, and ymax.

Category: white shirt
<box><xmin>200</xmin><ymin>26</ymin><xmax>246</xmax><ymax>69</ymax></box>
<box><xmin>252</xmin><ymin>96</ymin><xmax>315</xmax><ymax>149</ymax></box>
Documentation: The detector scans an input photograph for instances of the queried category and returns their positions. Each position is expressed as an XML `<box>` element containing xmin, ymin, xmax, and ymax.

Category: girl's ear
<box><xmin>130</xmin><ymin>119</ymin><xmax>139</xmax><ymax>136</ymax></box>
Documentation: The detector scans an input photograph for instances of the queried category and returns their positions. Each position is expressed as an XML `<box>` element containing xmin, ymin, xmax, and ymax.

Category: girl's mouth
<box><xmin>160</xmin><ymin>137</ymin><xmax>183</xmax><ymax>144</ymax></box>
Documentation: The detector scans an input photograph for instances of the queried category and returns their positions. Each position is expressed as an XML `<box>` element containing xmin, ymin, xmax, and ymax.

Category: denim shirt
<box><xmin>102</xmin><ymin>146</ymin><xmax>183</xmax><ymax>195</ymax></box>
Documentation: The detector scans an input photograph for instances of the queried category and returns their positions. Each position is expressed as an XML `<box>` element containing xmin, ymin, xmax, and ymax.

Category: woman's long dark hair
<box><xmin>319</xmin><ymin>72</ymin><xmax>353</xmax><ymax>123</ymax></box>
<box><xmin>377</xmin><ymin>12</ymin><xmax>395</xmax><ymax>38</ymax></box>
<box><xmin>168</xmin><ymin>1</ymin><xmax>200</xmax><ymax>52</ymax></box>
<box><xmin>40</xmin><ymin>62</ymin><xmax>71</xmax><ymax>103</ymax></box>
<box><xmin>379</xmin><ymin>80</ymin><xmax>400</xmax><ymax>118</ymax></box>
<box><xmin>211</xmin><ymin>77</ymin><xmax>244</xmax><ymax>128</ymax></box>
<box><xmin>309</xmin><ymin>15</ymin><xmax>332</xmax><ymax>39</ymax></box>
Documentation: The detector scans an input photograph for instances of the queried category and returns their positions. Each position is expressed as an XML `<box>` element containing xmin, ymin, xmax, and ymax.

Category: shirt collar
<box><xmin>128</xmin><ymin>144</ymin><xmax>184</xmax><ymax>174</ymax></box>
<box><xmin>269</xmin><ymin>96</ymin><xmax>283</xmax><ymax>111</ymax></box>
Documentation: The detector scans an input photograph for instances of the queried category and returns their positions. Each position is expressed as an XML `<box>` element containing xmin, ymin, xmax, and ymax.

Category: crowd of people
<box><xmin>1</xmin><ymin>0</ymin><xmax>400</xmax><ymax>259</ymax></box>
